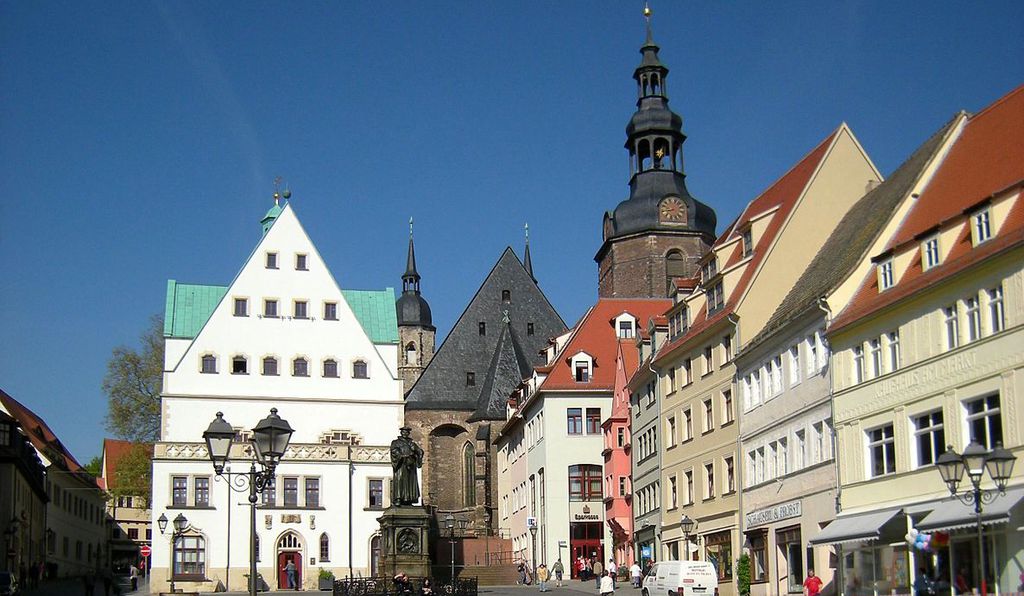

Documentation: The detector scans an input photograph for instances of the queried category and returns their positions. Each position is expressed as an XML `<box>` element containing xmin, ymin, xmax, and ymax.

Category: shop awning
<box><xmin>917</xmin><ymin>486</ymin><xmax>1024</xmax><ymax>532</ymax></box>
<box><xmin>808</xmin><ymin>508</ymin><xmax>903</xmax><ymax>546</ymax></box>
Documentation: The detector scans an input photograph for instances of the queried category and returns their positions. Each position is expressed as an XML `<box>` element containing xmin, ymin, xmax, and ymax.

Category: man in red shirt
<box><xmin>803</xmin><ymin>570</ymin><xmax>824</xmax><ymax>596</ymax></box>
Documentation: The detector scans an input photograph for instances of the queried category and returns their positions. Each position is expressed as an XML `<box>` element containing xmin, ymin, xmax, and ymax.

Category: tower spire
<box><xmin>523</xmin><ymin>223</ymin><xmax>535</xmax><ymax>282</ymax></box>
<box><xmin>404</xmin><ymin>217</ymin><xmax>420</xmax><ymax>291</ymax></box>
<box><xmin>643</xmin><ymin>1</ymin><xmax>654</xmax><ymax>45</ymax></box>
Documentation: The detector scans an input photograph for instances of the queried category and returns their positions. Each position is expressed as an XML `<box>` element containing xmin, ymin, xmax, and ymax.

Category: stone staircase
<box><xmin>460</xmin><ymin>563</ymin><xmax>521</xmax><ymax>586</ymax></box>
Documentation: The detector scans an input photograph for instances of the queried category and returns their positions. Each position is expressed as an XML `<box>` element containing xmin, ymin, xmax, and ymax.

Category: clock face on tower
<box><xmin>659</xmin><ymin>196</ymin><xmax>687</xmax><ymax>224</ymax></box>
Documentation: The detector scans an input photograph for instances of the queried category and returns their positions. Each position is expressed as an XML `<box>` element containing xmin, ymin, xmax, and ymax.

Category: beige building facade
<box><xmin>819</xmin><ymin>87</ymin><xmax>1024</xmax><ymax>595</ymax></box>
<box><xmin>654</xmin><ymin>125</ymin><xmax>881</xmax><ymax>595</ymax></box>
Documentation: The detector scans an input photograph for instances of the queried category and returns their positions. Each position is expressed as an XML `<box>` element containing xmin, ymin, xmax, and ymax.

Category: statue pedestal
<box><xmin>377</xmin><ymin>505</ymin><xmax>432</xmax><ymax>578</ymax></box>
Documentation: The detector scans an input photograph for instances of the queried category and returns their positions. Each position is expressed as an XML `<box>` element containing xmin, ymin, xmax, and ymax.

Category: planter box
<box><xmin>319</xmin><ymin>577</ymin><xmax>335</xmax><ymax>590</ymax></box>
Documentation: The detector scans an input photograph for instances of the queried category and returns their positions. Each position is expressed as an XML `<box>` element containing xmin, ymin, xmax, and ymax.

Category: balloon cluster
<box><xmin>905</xmin><ymin>528</ymin><xmax>950</xmax><ymax>551</ymax></box>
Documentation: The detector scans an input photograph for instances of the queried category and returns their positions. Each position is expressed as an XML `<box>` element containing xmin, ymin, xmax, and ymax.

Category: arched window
<box><xmin>232</xmin><ymin>355</ymin><xmax>248</xmax><ymax>375</ymax></box>
<box><xmin>172</xmin><ymin>535</ymin><xmax>206</xmax><ymax>579</ymax></box>
<box><xmin>293</xmin><ymin>357</ymin><xmax>309</xmax><ymax>377</ymax></box>
<box><xmin>320</xmin><ymin>533</ymin><xmax>330</xmax><ymax>562</ymax></box>
<box><xmin>370</xmin><ymin>535</ymin><xmax>381</xmax><ymax>577</ymax></box>
<box><xmin>463</xmin><ymin>442</ymin><xmax>476</xmax><ymax>507</ymax></box>
<box><xmin>262</xmin><ymin>356</ymin><xmax>279</xmax><ymax>376</ymax></box>
<box><xmin>323</xmin><ymin>359</ymin><xmax>338</xmax><ymax>378</ymax></box>
<box><xmin>201</xmin><ymin>354</ymin><xmax>217</xmax><ymax>374</ymax></box>
<box><xmin>666</xmin><ymin>249</ymin><xmax>687</xmax><ymax>292</ymax></box>
<box><xmin>278</xmin><ymin>532</ymin><xmax>301</xmax><ymax>550</ymax></box>
<box><xmin>405</xmin><ymin>342</ymin><xmax>417</xmax><ymax>365</ymax></box>
<box><xmin>352</xmin><ymin>360</ymin><xmax>368</xmax><ymax>379</ymax></box>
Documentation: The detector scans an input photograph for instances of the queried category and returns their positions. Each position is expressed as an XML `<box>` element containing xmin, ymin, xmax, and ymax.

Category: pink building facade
<box><xmin>603</xmin><ymin>339</ymin><xmax>639</xmax><ymax>567</ymax></box>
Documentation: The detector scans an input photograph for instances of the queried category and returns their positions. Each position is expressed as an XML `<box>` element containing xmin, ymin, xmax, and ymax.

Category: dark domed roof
<box><xmin>606</xmin><ymin>171</ymin><xmax>717</xmax><ymax>240</ymax></box>
<box><xmin>626</xmin><ymin>101</ymin><xmax>683</xmax><ymax>138</ymax></box>
<box><xmin>397</xmin><ymin>292</ymin><xmax>433</xmax><ymax>329</ymax></box>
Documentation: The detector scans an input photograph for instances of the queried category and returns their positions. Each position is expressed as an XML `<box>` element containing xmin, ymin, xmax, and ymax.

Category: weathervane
<box><xmin>410</xmin><ymin>217</ymin><xmax>414</xmax><ymax>239</ymax></box>
<box><xmin>524</xmin><ymin>222</ymin><xmax>530</xmax><ymax>246</ymax></box>
<box><xmin>272</xmin><ymin>176</ymin><xmax>291</xmax><ymax>205</ymax></box>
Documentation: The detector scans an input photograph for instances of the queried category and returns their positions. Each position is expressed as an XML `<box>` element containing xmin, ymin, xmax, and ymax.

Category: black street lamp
<box><xmin>680</xmin><ymin>515</ymin><xmax>696</xmax><ymax>561</ymax></box>
<box><xmin>444</xmin><ymin>514</ymin><xmax>468</xmax><ymax>582</ymax></box>
<box><xmin>935</xmin><ymin>441</ymin><xmax>1016</xmax><ymax>595</ymax></box>
<box><xmin>529</xmin><ymin>524</ymin><xmax>538</xmax><ymax>581</ymax></box>
<box><xmin>204</xmin><ymin>409</ymin><xmax>294</xmax><ymax>596</ymax></box>
<box><xmin>157</xmin><ymin>513</ymin><xmax>188</xmax><ymax>593</ymax></box>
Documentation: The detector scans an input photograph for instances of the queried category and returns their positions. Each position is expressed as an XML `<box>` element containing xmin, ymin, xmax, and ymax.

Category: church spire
<box><xmin>403</xmin><ymin>217</ymin><xmax>420</xmax><ymax>292</ymax></box>
<box><xmin>523</xmin><ymin>223</ymin><xmax>535</xmax><ymax>282</ymax></box>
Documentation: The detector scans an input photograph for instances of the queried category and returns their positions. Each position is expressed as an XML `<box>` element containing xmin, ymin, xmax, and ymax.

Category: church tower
<box><xmin>596</xmin><ymin>7</ymin><xmax>717</xmax><ymax>298</ymax></box>
<box><xmin>396</xmin><ymin>220</ymin><xmax>435</xmax><ymax>394</ymax></box>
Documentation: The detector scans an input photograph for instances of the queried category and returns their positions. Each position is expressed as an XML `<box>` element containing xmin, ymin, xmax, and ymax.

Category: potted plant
<box><xmin>318</xmin><ymin>568</ymin><xmax>335</xmax><ymax>591</ymax></box>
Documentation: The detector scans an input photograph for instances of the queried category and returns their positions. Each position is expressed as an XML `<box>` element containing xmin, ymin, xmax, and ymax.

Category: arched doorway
<box><xmin>276</xmin><ymin>531</ymin><xmax>304</xmax><ymax>589</ymax></box>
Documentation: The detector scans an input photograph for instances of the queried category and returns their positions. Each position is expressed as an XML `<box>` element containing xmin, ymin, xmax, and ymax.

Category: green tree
<box><xmin>84</xmin><ymin>455</ymin><xmax>102</xmax><ymax>477</ymax></box>
<box><xmin>736</xmin><ymin>553</ymin><xmax>752</xmax><ymax>596</ymax></box>
<box><xmin>103</xmin><ymin>315</ymin><xmax>163</xmax><ymax>442</ymax></box>
<box><xmin>110</xmin><ymin>443</ymin><xmax>153</xmax><ymax>504</ymax></box>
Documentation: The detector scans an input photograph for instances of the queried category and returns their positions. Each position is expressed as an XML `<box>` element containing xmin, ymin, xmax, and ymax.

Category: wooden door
<box><xmin>277</xmin><ymin>551</ymin><xmax>301</xmax><ymax>589</ymax></box>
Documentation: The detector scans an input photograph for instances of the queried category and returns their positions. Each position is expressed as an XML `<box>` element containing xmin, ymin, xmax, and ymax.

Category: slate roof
<box><xmin>744</xmin><ymin>115</ymin><xmax>961</xmax><ymax>351</ymax></box>
<box><xmin>405</xmin><ymin>247</ymin><xmax>567</xmax><ymax>421</ymax></box>
<box><xmin>162</xmin><ymin>280</ymin><xmax>398</xmax><ymax>344</ymax></box>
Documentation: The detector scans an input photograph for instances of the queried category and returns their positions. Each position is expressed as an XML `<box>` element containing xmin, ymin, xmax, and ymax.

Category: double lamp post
<box><xmin>935</xmin><ymin>440</ymin><xmax>1016</xmax><ymax>595</ymax></box>
<box><xmin>200</xmin><ymin>408</ymin><xmax>294</xmax><ymax>596</ymax></box>
<box><xmin>444</xmin><ymin>514</ymin><xmax>469</xmax><ymax>582</ymax></box>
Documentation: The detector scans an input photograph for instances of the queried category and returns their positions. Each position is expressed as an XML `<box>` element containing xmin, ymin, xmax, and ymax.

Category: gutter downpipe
<box><xmin>816</xmin><ymin>298</ymin><xmax>844</xmax><ymax>594</ymax></box>
<box><xmin>726</xmin><ymin>314</ymin><xmax>744</xmax><ymax>562</ymax></box>
<box><xmin>349</xmin><ymin>460</ymin><xmax>355</xmax><ymax>579</ymax></box>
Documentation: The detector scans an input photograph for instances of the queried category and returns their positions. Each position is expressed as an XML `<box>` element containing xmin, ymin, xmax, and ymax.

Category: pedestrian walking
<box><xmin>600</xmin><ymin>571</ymin><xmax>615</xmax><ymax>596</ymax></box>
<box><xmin>552</xmin><ymin>559</ymin><xmax>564</xmax><ymax>587</ymax></box>
<box><xmin>608</xmin><ymin>560</ymin><xmax>618</xmax><ymax>588</ymax></box>
<box><xmin>130</xmin><ymin>564</ymin><xmax>139</xmax><ymax>591</ymax></box>
<box><xmin>518</xmin><ymin>561</ymin><xmax>528</xmax><ymax>585</ymax></box>
<box><xmin>284</xmin><ymin>559</ymin><xmax>297</xmax><ymax>590</ymax></box>
<box><xmin>803</xmin><ymin>569</ymin><xmax>824</xmax><ymax>596</ymax></box>
<box><xmin>593</xmin><ymin>560</ymin><xmax>604</xmax><ymax>589</ymax></box>
<box><xmin>630</xmin><ymin>562</ymin><xmax>642</xmax><ymax>588</ymax></box>
<box><xmin>537</xmin><ymin>564</ymin><xmax>550</xmax><ymax>592</ymax></box>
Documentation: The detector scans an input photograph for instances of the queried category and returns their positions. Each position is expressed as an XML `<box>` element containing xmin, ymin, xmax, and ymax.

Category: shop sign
<box><xmin>570</xmin><ymin>503</ymin><xmax>601</xmax><ymax>522</ymax></box>
<box><xmin>745</xmin><ymin>500</ymin><xmax>802</xmax><ymax>528</ymax></box>
<box><xmin>641</xmin><ymin>545</ymin><xmax>652</xmax><ymax>558</ymax></box>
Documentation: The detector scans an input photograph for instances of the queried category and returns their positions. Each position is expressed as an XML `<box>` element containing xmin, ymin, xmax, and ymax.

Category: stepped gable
<box><xmin>745</xmin><ymin>114</ymin><xmax>961</xmax><ymax>350</ymax></box>
<box><xmin>405</xmin><ymin>247</ymin><xmax>566</xmax><ymax>420</ymax></box>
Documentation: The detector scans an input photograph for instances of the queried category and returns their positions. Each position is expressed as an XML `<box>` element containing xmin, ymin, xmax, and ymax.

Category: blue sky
<box><xmin>1</xmin><ymin>1</ymin><xmax>1022</xmax><ymax>463</ymax></box>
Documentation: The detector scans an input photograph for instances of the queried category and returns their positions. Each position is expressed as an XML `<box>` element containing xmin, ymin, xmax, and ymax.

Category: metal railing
<box><xmin>472</xmin><ymin>550</ymin><xmax>518</xmax><ymax>566</ymax></box>
<box><xmin>334</xmin><ymin>576</ymin><xmax>478</xmax><ymax>596</ymax></box>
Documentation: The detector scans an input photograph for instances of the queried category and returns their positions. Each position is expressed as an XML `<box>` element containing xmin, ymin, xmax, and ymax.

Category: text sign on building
<box><xmin>569</xmin><ymin>503</ymin><xmax>601</xmax><ymax>522</ymax></box>
<box><xmin>745</xmin><ymin>500</ymin><xmax>802</xmax><ymax>528</ymax></box>
<box><xmin>527</xmin><ymin>516</ymin><xmax>538</xmax><ymax>528</ymax></box>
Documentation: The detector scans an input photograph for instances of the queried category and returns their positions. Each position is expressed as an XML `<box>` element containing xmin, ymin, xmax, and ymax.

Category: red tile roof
<box><xmin>539</xmin><ymin>299</ymin><xmax>671</xmax><ymax>391</ymax></box>
<box><xmin>655</xmin><ymin>128</ymin><xmax>842</xmax><ymax>365</ymax></box>
<box><xmin>888</xmin><ymin>85</ymin><xmax>1024</xmax><ymax>249</ymax></box>
<box><xmin>832</xmin><ymin>86</ymin><xmax>1024</xmax><ymax>332</ymax></box>
<box><xmin>102</xmin><ymin>438</ymin><xmax>154</xmax><ymax>491</ymax></box>
<box><xmin>0</xmin><ymin>388</ymin><xmax>97</xmax><ymax>486</ymax></box>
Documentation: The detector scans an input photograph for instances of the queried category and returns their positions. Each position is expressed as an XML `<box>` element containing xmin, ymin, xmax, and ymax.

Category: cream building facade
<box><xmin>653</xmin><ymin>125</ymin><xmax>881</xmax><ymax>595</ymax></box>
<box><xmin>820</xmin><ymin>87</ymin><xmax>1024</xmax><ymax>595</ymax></box>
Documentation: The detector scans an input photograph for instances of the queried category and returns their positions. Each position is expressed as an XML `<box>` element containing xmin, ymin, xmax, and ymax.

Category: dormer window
<box><xmin>571</xmin><ymin>353</ymin><xmax>594</xmax><ymax>383</ymax></box>
<box><xmin>742</xmin><ymin>229</ymin><xmax>754</xmax><ymax>258</ymax></box>
<box><xmin>922</xmin><ymin>236</ymin><xmax>940</xmax><ymax>270</ymax></box>
<box><xmin>878</xmin><ymin>259</ymin><xmax>895</xmax><ymax>291</ymax></box>
<box><xmin>972</xmin><ymin>208</ymin><xmax>992</xmax><ymax>245</ymax></box>
<box><xmin>502</xmin><ymin>290</ymin><xmax>511</xmax><ymax>302</ymax></box>
<box><xmin>701</xmin><ymin>258</ymin><xmax>718</xmax><ymax>283</ymax></box>
<box><xmin>614</xmin><ymin>314</ymin><xmax>636</xmax><ymax>339</ymax></box>
<box><xmin>707</xmin><ymin>282</ymin><xmax>725</xmax><ymax>314</ymax></box>
<box><xmin>618</xmin><ymin>320</ymin><xmax>634</xmax><ymax>339</ymax></box>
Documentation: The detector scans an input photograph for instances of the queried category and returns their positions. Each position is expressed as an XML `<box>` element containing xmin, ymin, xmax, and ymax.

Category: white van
<box><xmin>642</xmin><ymin>561</ymin><xmax>719</xmax><ymax>596</ymax></box>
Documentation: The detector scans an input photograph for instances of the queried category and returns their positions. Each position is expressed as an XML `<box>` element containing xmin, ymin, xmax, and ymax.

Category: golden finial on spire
<box><xmin>643</xmin><ymin>1</ymin><xmax>654</xmax><ymax>42</ymax></box>
<box><xmin>644</xmin><ymin>1</ymin><xmax>652</xmax><ymax>18</ymax></box>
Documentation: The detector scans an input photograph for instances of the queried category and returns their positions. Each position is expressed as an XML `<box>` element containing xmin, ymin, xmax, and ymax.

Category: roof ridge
<box><xmin>966</xmin><ymin>84</ymin><xmax>1024</xmax><ymax>122</ymax></box>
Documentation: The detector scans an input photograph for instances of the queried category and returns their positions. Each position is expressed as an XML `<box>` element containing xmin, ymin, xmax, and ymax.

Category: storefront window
<box><xmin>748</xmin><ymin>531</ymin><xmax>767</xmax><ymax>582</ymax></box>
<box><xmin>777</xmin><ymin>528</ymin><xmax>803</xmax><ymax>593</ymax></box>
<box><xmin>841</xmin><ymin>544</ymin><xmax>908</xmax><ymax>596</ymax></box>
<box><xmin>705</xmin><ymin>531</ymin><xmax>733</xmax><ymax>582</ymax></box>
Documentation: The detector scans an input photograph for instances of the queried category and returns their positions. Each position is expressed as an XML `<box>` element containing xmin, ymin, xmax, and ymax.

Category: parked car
<box><xmin>642</xmin><ymin>561</ymin><xmax>718</xmax><ymax>596</ymax></box>
<box><xmin>0</xmin><ymin>571</ymin><xmax>19</xmax><ymax>596</ymax></box>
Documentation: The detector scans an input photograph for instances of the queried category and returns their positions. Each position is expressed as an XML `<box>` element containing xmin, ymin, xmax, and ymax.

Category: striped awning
<box><xmin>808</xmin><ymin>509</ymin><xmax>903</xmax><ymax>546</ymax></box>
<box><xmin>917</xmin><ymin>486</ymin><xmax>1024</xmax><ymax>532</ymax></box>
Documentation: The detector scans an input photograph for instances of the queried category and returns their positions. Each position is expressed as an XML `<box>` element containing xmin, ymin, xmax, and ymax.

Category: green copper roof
<box><xmin>163</xmin><ymin>280</ymin><xmax>398</xmax><ymax>344</ymax></box>
<box><xmin>261</xmin><ymin>203</ymin><xmax>283</xmax><ymax>234</ymax></box>
<box><xmin>342</xmin><ymin>288</ymin><xmax>399</xmax><ymax>344</ymax></box>
<box><xmin>164</xmin><ymin>280</ymin><xmax>228</xmax><ymax>338</ymax></box>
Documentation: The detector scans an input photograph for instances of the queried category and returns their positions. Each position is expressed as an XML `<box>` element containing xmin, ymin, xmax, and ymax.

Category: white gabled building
<box><xmin>150</xmin><ymin>198</ymin><xmax>404</xmax><ymax>592</ymax></box>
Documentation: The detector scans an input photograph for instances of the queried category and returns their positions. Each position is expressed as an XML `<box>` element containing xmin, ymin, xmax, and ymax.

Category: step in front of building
<box><xmin>461</xmin><ymin>564</ymin><xmax>520</xmax><ymax>586</ymax></box>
